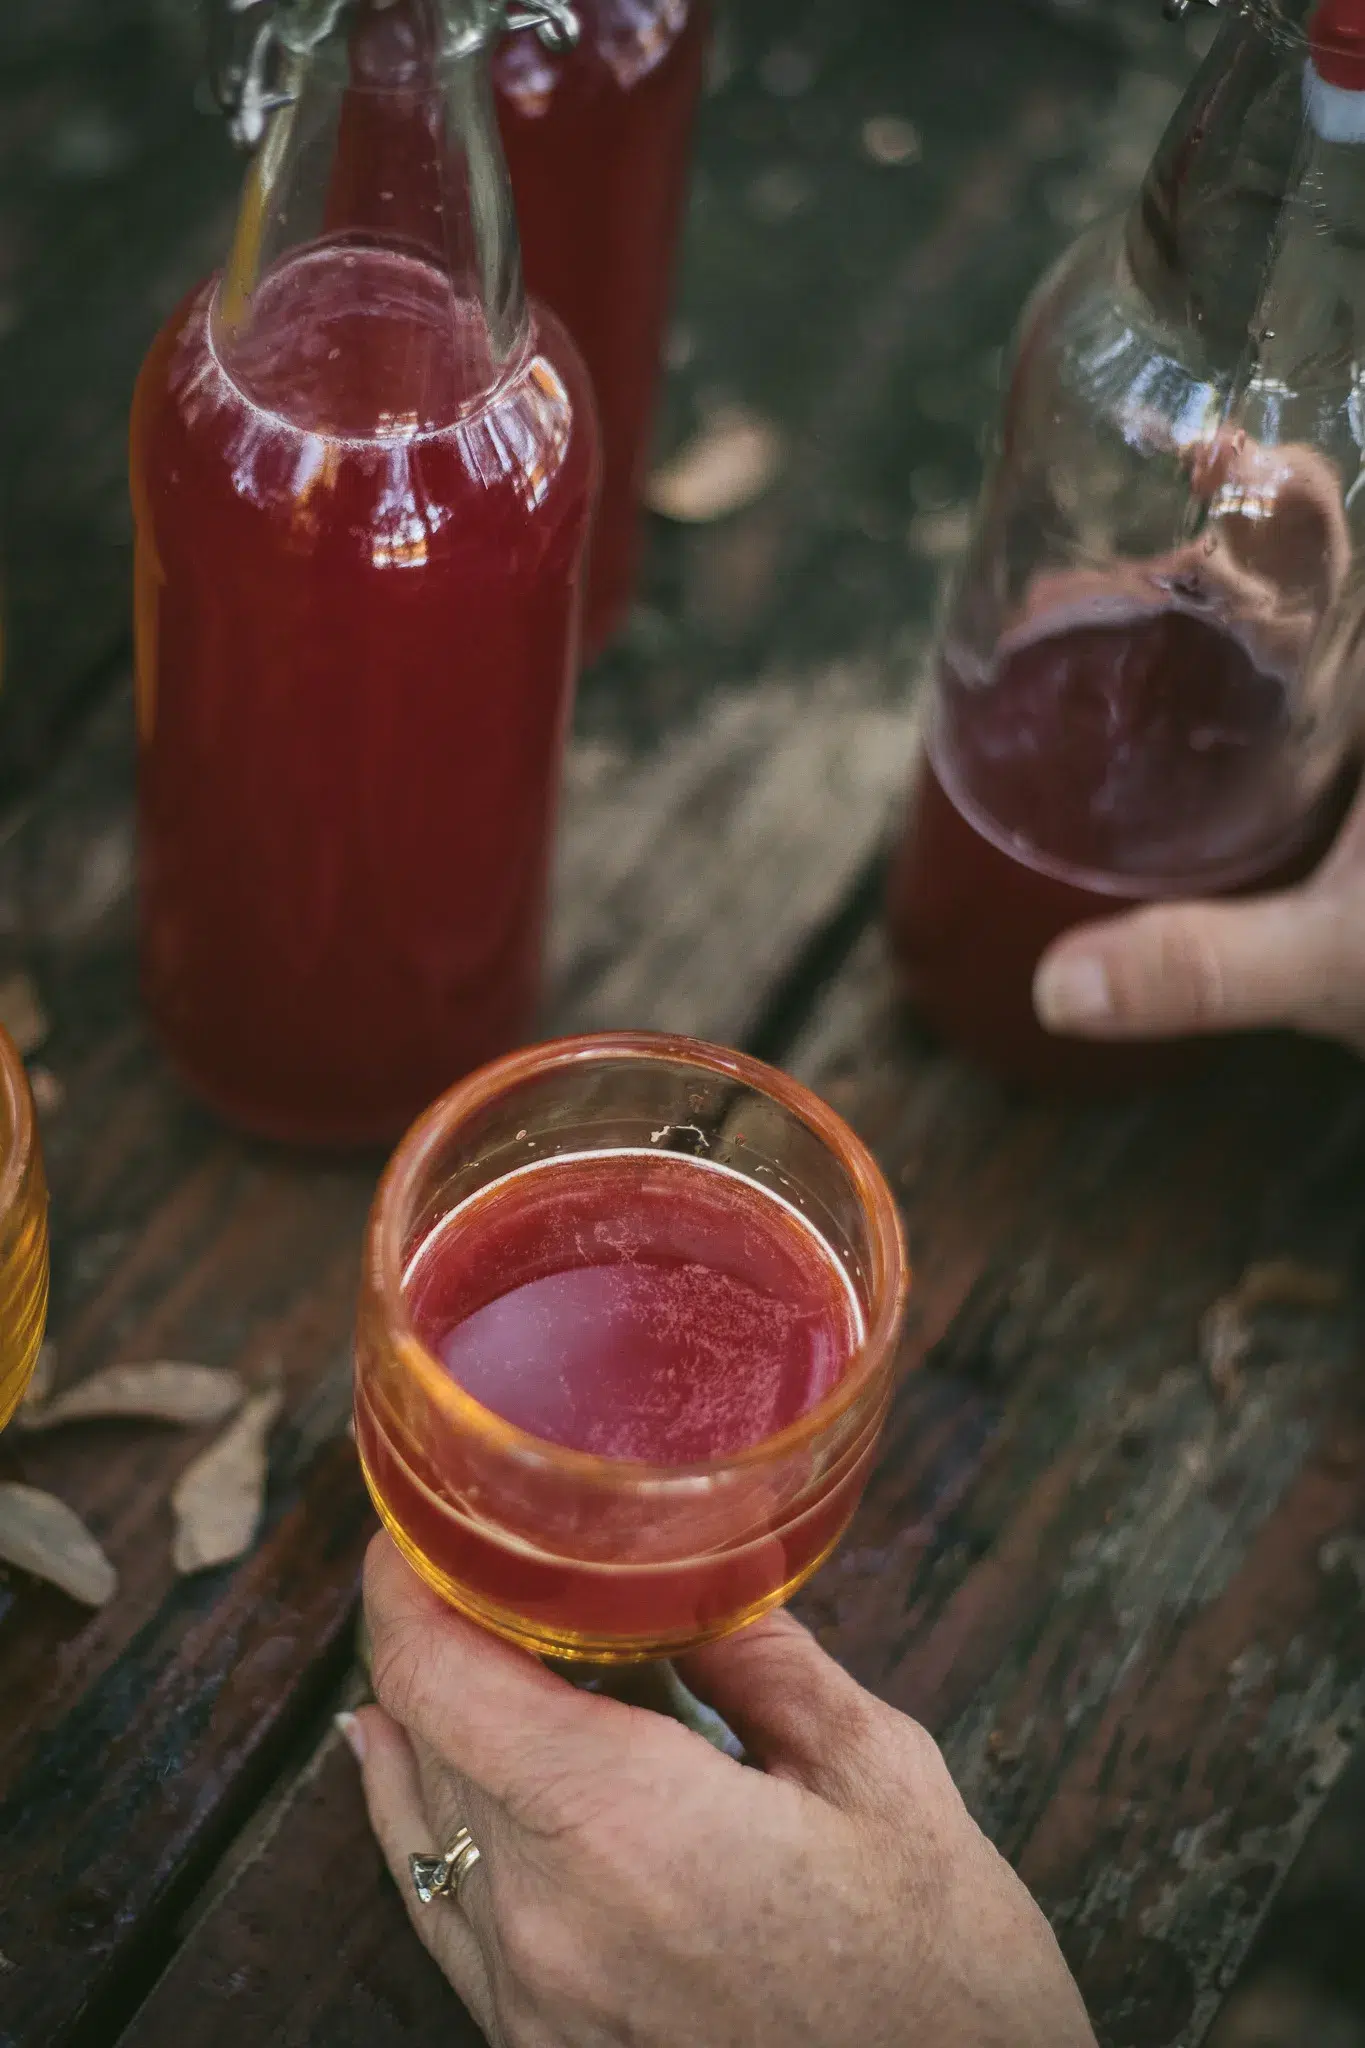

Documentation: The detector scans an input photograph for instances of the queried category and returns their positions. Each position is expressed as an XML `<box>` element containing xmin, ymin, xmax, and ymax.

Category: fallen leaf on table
<box><xmin>861</xmin><ymin>114</ymin><xmax>922</xmax><ymax>166</ymax></box>
<box><xmin>28</xmin><ymin>1066</ymin><xmax>64</xmax><ymax>1115</ymax></box>
<box><xmin>18</xmin><ymin>1362</ymin><xmax>246</xmax><ymax>1434</ymax></box>
<box><xmin>0</xmin><ymin>1482</ymin><xmax>117</xmax><ymax>1606</ymax></box>
<box><xmin>0</xmin><ymin>971</ymin><xmax>49</xmax><ymax>1057</ymax></box>
<box><xmin>645</xmin><ymin>407</ymin><xmax>783</xmax><ymax>524</ymax></box>
<box><xmin>1233</xmin><ymin>1259</ymin><xmax>1346</xmax><ymax>1313</ymax></box>
<box><xmin>1199</xmin><ymin>1258</ymin><xmax>1347</xmax><ymax>1404</ymax></box>
<box><xmin>172</xmin><ymin>1384</ymin><xmax>283</xmax><ymax>1574</ymax></box>
<box><xmin>1200</xmin><ymin>1299</ymin><xmax>1252</xmax><ymax>1405</ymax></box>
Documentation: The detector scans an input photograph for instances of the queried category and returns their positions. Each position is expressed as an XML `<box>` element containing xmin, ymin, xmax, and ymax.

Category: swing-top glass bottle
<box><xmin>132</xmin><ymin>0</ymin><xmax>599</xmax><ymax>1145</ymax></box>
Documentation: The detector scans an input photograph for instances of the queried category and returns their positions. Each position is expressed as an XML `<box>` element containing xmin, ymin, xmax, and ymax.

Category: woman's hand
<box><xmin>1034</xmin><ymin>773</ymin><xmax>1365</xmax><ymax>1054</ymax></box>
<box><xmin>1027</xmin><ymin>427</ymin><xmax>1365</xmax><ymax>1058</ymax></box>
<box><xmin>343</xmin><ymin>1533</ymin><xmax>1095</xmax><ymax>2048</ymax></box>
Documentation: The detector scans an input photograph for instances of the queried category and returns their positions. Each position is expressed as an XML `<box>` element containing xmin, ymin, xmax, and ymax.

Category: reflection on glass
<box><xmin>354</xmin><ymin>1033</ymin><xmax>908</xmax><ymax>1663</ymax></box>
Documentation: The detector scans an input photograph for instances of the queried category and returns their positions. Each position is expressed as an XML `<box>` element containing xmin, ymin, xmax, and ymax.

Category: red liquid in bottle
<box><xmin>496</xmin><ymin>1</ymin><xmax>708</xmax><ymax>658</ymax></box>
<box><xmin>354</xmin><ymin>1148</ymin><xmax>873</xmax><ymax>1652</ymax></box>
<box><xmin>888</xmin><ymin>606</ymin><xmax>1351</xmax><ymax>1092</ymax></box>
<box><xmin>132</xmin><ymin>248</ymin><xmax>596</xmax><ymax>1144</ymax></box>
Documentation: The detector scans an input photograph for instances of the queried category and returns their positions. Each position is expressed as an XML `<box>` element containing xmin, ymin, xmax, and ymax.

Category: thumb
<box><xmin>1033</xmin><ymin>888</ymin><xmax>1363</xmax><ymax>1047</ymax></box>
<box><xmin>677</xmin><ymin>1610</ymin><xmax>894</xmax><ymax>1804</ymax></box>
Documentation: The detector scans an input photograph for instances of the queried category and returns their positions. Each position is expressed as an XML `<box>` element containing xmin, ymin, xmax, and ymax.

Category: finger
<box><xmin>677</xmin><ymin>1610</ymin><xmax>892</xmax><ymax>1806</ymax></box>
<box><xmin>411</xmin><ymin>1730</ymin><xmax>502</xmax><ymax>1955</ymax></box>
<box><xmin>339</xmin><ymin>1705</ymin><xmax>499</xmax><ymax>2042</ymax></box>
<box><xmin>364</xmin><ymin>1533</ymin><xmax>642</xmax><ymax>1817</ymax></box>
<box><xmin>1032</xmin><ymin>888</ymin><xmax>1365</xmax><ymax>1048</ymax></box>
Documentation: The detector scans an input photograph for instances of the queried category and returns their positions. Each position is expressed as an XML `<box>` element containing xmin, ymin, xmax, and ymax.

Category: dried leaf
<box><xmin>18</xmin><ymin>1362</ymin><xmax>245</xmax><ymax>1434</ymax></box>
<box><xmin>1199</xmin><ymin>1300</ymin><xmax>1251</xmax><ymax>1405</ymax></box>
<box><xmin>0</xmin><ymin>971</ymin><xmax>49</xmax><ymax>1057</ymax></box>
<box><xmin>861</xmin><ymin>114</ymin><xmax>922</xmax><ymax>166</ymax></box>
<box><xmin>172</xmin><ymin>1385</ymin><xmax>283</xmax><ymax>1574</ymax></box>
<box><xmin>645</xmin><ymin>407</ymin><xmax>783</xmax><ymax>524</ymax></box>
<box><xmin>1199</xmin><ymin>1259</ymin><xmax>1346</xmax><ymax>1405</ymax></box>
<box><xmin>0</xmin><ymin>1482</ymin><xmax>116</xmax><ymax>1606</ymax></box>
<box><xmin>907</xmin><ymin>507</ymin><xmax>972</xmax><ymax>563</ymax></box>
<box><xmin>28</xmin><ymin>1065</ymin><xmax>64</xmax><ymax>1115</ymax></box>
<box><xmin>1236</xmin><ymin>1259</ymin><xmax>1346</xmax><ymax>1313</ymax></box>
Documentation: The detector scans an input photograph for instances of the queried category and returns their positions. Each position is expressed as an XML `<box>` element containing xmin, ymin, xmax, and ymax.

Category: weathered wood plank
<box><xmin>118</xmin><ymin>932</ymin><xmax>1365</xmax><ymax>2048</ymax></box>
<box><xmin>113</xmin><ymin>1723</ymin><xmax>484</xmax><ymax>2048</ymax></box>
<box><xmin>786</xmin><ymin>935</ymin><xmax>1365</xmax><ymax>2048</ymax></box>
<box><xmin>551</xmin><ymin>668</ymin><xmax>917</xmax><ymax>1039</ymax></box>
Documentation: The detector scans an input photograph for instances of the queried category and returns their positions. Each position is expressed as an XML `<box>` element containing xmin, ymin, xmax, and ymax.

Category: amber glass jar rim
<box><xmin>366</xmin><ymin>1031</ymin><xmax>910</xmax><ymax>1491</ymax></box>
<box><xmin>0</xmin><ymin>1023</ymin><xmax>36</xmax><ymax>1232</ymax></box>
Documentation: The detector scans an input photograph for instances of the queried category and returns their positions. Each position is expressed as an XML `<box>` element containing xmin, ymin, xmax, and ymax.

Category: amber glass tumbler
<box><xmin>354</xmin><ymin>1032</ymin><xmax>908</xmax><ymax>1663</ymax></box>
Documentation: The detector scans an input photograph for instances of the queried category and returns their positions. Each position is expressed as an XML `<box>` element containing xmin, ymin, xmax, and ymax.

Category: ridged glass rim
<box><xmin>364</xmin><ymin>1031</ymin><xmax>910</xmax><ymax>1492</ymax></box>
<box><xmin>0</xmin><ymin>1023</ymin><xmax>36</xmax><ymax>1232</ymax></box>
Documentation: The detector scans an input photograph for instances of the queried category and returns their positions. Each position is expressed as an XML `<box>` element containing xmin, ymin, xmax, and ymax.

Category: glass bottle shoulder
<box><xmin>1003</xmin><ymin>221</ymin><xmax>1227</xmax><ymax>473</ymax></box>
<box><xmin>130</xmin><ymin>260</ymin><xmax>598</xmax><ymax>549</ymax></box>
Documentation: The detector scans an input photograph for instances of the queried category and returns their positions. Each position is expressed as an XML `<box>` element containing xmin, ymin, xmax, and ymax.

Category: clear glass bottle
<box><xmin>494</xmin><ymin>0</ymin><xmax>708</xmax><ymax>659</ymax></box>
<box><xmin>131</xmin><ymin>0</ymin><xmax>600</xmax><ymax>1146</ymax></box>
<box><xmin>888</xmin><ymin>0</ymin><xmax>1365</xmax><ymax>1092</ymax></box>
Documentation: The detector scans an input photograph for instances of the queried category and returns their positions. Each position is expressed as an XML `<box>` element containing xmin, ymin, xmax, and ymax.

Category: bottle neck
<box><xmin>215</xmin><ymin>0</ymin><xmax>528</xmax><ymax>430</ymax></box>
<box><xmin>1131</xmin><ymin>0</ymin><xmax>1365</xmax><ymax>340</ymax></box>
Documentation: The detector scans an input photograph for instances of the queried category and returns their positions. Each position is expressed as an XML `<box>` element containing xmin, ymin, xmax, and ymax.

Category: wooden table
<box><xmin>4</xmin><ymin>4</ymin><xmax>1365</xmax><ymax>2046</ymax></box>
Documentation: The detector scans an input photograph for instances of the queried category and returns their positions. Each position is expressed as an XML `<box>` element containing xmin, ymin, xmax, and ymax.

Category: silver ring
<box><xmin>410</xmin><ymin>1826</ymin><xmax>483</xmax><ymax>1906</ymax></box>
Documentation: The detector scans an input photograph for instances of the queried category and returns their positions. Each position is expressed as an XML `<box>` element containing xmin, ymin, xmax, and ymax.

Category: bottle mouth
<box><xmin>269</xmin><ymin>0</ymin><xmax>498</xmax><ymax>64</ymax></box>
<box><xmin>267</xmin><ymin>0</ymin><xmax>575</xmax><ymax>63</ymax></box>
<box><xmin>215</xmin><ymin>0</ymin><xmax>578</xmax><ymax>142</ymax></box>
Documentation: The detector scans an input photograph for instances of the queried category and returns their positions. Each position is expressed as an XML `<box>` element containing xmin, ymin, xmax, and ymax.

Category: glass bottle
<box><xmin>0</xmin><ymin>1026</ymin><xmax>48</xmax><ymax>1435</ymax></box>
<box><xmin>131</xmin><ymin>0</ymin><xmax>600</xmax><ymax>1147</ymax></box>
<box><xmin>888</xmin><ymin>0</ymin><xmax>1365</xmax><ymax>1093</ymax></box>
<box><xmin>494</xmin><ymin>0</ymin><xmax>708</xmax><ymax>659</ymax></box>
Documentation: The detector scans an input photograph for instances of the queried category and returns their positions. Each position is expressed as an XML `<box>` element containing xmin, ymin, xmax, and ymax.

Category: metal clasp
<box><xmin>209</xmin><ymin>0</ymin><xmax>580</xmax><ymax>147</ymax></box>
<box><xmin>209</xmin><ymin>0</ymin><xmax>297</xmax><ymax>149</ymax></box>
<box><xmin>506</xmin><ymin>0</ymin><xmax>580</xmax><ymax>50</ymax></box>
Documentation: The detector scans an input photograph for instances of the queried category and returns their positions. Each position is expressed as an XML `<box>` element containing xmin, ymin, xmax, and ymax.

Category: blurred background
<box><xmin>0</xmin><ymin>0</ymin><xmax>1199</xmax><ymax>786</ymax></box>
<box><xmin>1</xmin><ymin>0</ymin><xmax>1362</xmax><ymax>2038</ymax></box>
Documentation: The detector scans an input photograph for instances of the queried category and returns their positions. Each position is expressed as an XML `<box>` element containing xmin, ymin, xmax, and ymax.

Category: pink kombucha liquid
<box><xmin>496</xmin><ymin>2</ymin><xmax>709</xmax><ymax>657</ymax></box>
<box><xmin>354</xmin><ymin>1148</ymin><xmax>872</xmax><ymax>1651</ymax></box>
<box><xmin>132</xmin><ymin>244</ymin><xmax>596</xmax><ymax>1143</ymax></box>
<box><xmin>888</xmin><ymin>606</ymin><xmax>1351</xmax><ymax>1091</ymax></box>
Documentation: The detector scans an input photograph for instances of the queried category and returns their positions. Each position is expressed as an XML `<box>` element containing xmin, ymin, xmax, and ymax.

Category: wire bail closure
<box><xmin>211</xmin><ymin>0</ymin><xmax>580</xmax><ymax>150</ymax></box>
<box><xmin>506</xmin><ymin>0</ymin><xmax>579</xmax><ymax>48</ymax></box>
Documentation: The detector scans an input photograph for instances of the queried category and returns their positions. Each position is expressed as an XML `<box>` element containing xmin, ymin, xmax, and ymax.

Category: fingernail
<box><xmin>1034</xmin><ymin>952</ymin><xmax>1112</xmax><ymax>1030</ymax></box>
<box><xmin>335</xmin><ymin>1709</ymin><xmax>366</xmax><ymax>1763</ymax></box>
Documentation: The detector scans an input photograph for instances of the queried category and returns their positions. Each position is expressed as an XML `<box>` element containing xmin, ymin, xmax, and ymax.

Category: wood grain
<box><xmin>120</xmin><ymin>933</ymin><xmax>1365</xmax><ymax>2048</ymax></box>
<box><xmin>789</xmin><ymin>937</ymin><xmax>1365</xmax><ymax>2048</ymax></box>
<box><xmin>0</xmin><ymin>4</ymin><xmax>1294</xmax><ymax>2045</ymax></box>
<box><xmin>0</xmin><ymin>658</ymin><xmax>916</xmax><ymax>2047</ymax></box>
